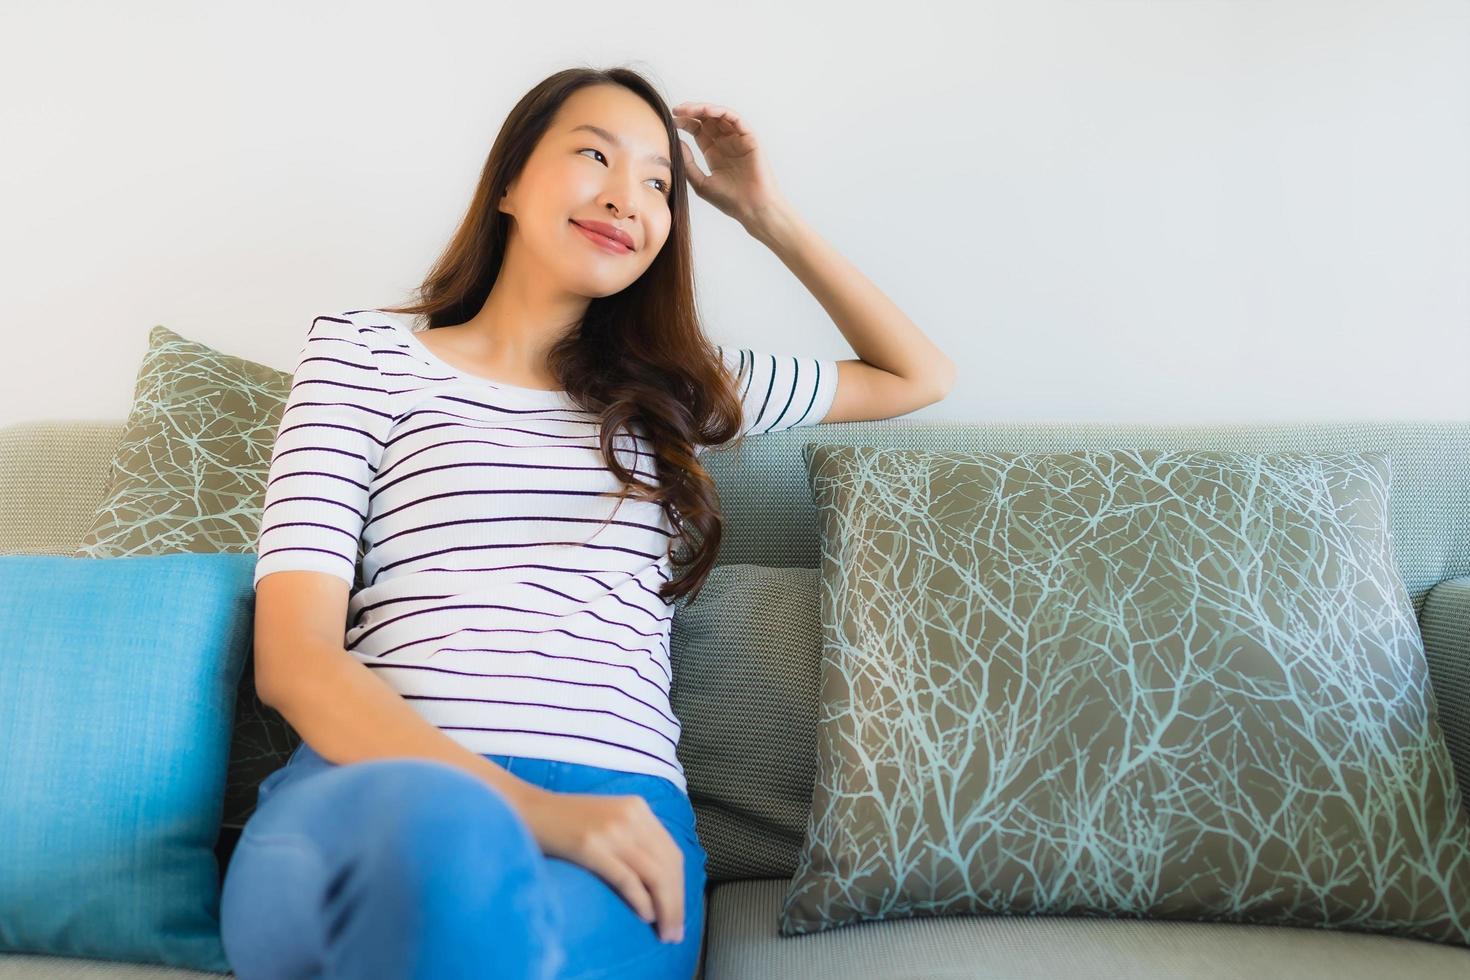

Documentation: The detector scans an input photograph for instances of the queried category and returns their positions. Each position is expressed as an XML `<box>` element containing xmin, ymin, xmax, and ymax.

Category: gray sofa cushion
<box><xmin>706</xmin><ymin>878</ymin><xmax>1470</xmax><ymax>980</ymax></box>
<box><xmin>670</xmin><ymin>565</ymin><xmax>823</xmax><ymax>882</ymax></box>
<box><xmin>782</xmin><ymin>445</ymin><xmax>1470</xmax><ymax>945</ymax></box>
<box><xmin>0</xmin><ymin>954</ymin><xmax>233</xmax><ymax>977</ymax></box>
<box><xmin>76</xmin><ymin>325</ymin><xmax>289</xmax><ymax>559</ymax></box>
<box><xmin>1421</xmin><ymin>575</ymin><xmax>1470</xmax><ymax>797</ymax></box>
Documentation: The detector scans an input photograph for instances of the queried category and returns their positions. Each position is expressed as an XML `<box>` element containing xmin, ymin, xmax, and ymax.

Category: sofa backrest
<box><xmin>695</xmin><ymin>418</ymin><xmax>1470</xmax><ymax>624</ymax></box>
<box><xmin>7</xmin><ymin>416</ymin><xmax>1470</xmax><ymax>865</ymax></box>
<box><xmin>0</xmin><ymin>421</ymin><xmax>126</xmax><ymax>556</ymax></box>
<box><xmin>4</xmin><ymin>417</ymin><xmax>1469</xmax><ymax>617</ymax></box>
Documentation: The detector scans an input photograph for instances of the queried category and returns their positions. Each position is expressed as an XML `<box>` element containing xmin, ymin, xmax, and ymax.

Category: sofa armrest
<box><xmin>1421</xmin><ymin>575</ymin><xmax>1470</xmax><ymax>808</ymax></box>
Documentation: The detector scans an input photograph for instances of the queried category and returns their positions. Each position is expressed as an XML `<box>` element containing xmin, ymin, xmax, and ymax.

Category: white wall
<box><xmin>2</xmin><ymin>0</ymin><xmax>1465</xmax><ymax>426</ymax></box>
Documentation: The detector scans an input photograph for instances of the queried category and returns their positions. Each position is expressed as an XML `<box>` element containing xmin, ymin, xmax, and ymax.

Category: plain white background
<box><xmin>1</xmin><ymin>0</ymin><xmax>1466</xmax><ymax>425</ymax></box>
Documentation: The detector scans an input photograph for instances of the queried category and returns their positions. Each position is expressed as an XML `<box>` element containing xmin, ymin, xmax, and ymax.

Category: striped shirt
<box><xmin>252</xmin><ymin>308</ymin><xmax>839</xmax><ymax>792</ymax></box>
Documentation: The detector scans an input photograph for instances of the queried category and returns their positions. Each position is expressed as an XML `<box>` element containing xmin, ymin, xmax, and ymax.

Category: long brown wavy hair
<box><xmin>380</xmin><ymin>66</ymin><xmax>751</xmax><ymax>607</ymax></box>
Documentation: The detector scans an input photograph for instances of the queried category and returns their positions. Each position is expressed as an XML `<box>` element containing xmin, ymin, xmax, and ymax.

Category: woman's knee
<box><xmin>223</xmin><ymin>757</ymin><xmax>558</xmax><ymax>977</ymax></box>
<box><xmin>356</xmin><ymin>756</ymin><xmax>528</xmax><ymax>831</ymax></box>
<box><xmin>350</xmin><ymin>758</ymin><xmax>544</xmax><ymax>891</ymax></box>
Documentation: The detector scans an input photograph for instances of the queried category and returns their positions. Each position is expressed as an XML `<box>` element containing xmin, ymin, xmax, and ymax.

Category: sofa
<box><xmin>2</xmin><ymin>415</ymin><xmax>1469</xmax><ymax>979</ymax></box>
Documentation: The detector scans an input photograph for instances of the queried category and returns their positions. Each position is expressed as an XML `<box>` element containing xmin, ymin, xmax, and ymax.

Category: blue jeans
<box><xmin>220</xmin><ymin>740</ymin><xmax>708</xmax><ymax>980</ymax></box>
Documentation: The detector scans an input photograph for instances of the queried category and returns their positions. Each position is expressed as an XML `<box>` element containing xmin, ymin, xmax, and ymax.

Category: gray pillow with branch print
<box><xmin>784</xmin><ymin>444</ymin><xmax>1470</xmax><ymax>947</ymax></box>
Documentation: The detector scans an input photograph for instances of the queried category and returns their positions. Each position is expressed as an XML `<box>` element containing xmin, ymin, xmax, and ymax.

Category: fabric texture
<box><xmin>76</xmin><ymin>324</ymin><xmax>291</xmax><ymax>558</ymax></box>
<box><xmin>708</xmin><ymin>345</ymin><xmax>839</xmax><ymax>451</ymax></box>
<box><xmin>0</xmin><ymin>954</ymin><xmax>231</xmax><ymax>978</ymax></box>
<box><xmin>669</xmin><ymin>565</ymin><xmax>824</xmax><ymax>882</ymax></box>
<box><xmin>1420</xmin><ymin>576</ymin><xmax>1470</xmax><ymax>801</ymax></box>
<box><xmin>707</xmin><ymin>878</ymin><xmax>1470</xmax><ymax>980</ymax></box>
<box><xmin>782</xmin><ymin>444</ymin><xmax>1470</xmax><ymax>945</ymax></box>
<box><xmin>0</xmin><ymin>553</ymin><xmax>255</xmax><ymax>973</ymax></box>
<box><xmin>251</xmin><ymin>309</ymin><xmax>838</xmax><ymax>794</ymax></box>
<box><xmin>0</xmin><ymin>421</ymin><xmax>122</xmax><ymax>555</ymax></box>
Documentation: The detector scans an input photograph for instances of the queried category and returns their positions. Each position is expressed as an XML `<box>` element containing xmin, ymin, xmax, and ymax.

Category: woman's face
<box><xmin>498</xmin><ymin>84</ymin><xmax>675</xmax><ymax>298</ymax></box>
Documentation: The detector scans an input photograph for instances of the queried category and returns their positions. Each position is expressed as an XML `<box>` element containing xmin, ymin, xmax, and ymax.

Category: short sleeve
<box><xmin>253</xmin><ymin>314</ymin><xmax>393</xmax><ymax>590</ymax></box>
<box><xmin>716</xmin><ymin>345</ymin><xmax>839</xmax><ymax>439</ymax></box>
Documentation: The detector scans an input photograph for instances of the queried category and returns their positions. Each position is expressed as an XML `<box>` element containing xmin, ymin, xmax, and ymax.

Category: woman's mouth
<box><xmin>570</xmin><ymin>220</ymin><xmax>634</xmax><ymax>255</ymax></box>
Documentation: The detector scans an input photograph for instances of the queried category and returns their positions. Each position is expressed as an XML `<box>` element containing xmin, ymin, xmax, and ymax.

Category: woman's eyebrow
<box><xmin>569</xmin><ymin>123</ymin><xmax>672</xmax><ymax>172</ymax></box>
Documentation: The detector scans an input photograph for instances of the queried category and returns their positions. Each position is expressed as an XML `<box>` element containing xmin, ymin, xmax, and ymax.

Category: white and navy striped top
<box><xmin>252</xmin><ymin>309</ymin><xmax>839</xmax><ymax>793</ymax></box>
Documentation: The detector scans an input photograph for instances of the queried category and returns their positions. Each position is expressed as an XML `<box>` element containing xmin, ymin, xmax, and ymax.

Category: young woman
<box><xmin>223</xmin><ymin>66</ymin><xmax>953</xmax><ymax>980</ymax></box>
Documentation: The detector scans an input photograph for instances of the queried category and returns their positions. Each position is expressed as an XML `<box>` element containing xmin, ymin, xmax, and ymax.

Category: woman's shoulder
<box><xmin>331</xmin><ymin>308</ymin><xmax>402</xmax><ymax>336</ymax></box>
<box><xmin>305</xmin><ymin>310</ymin><xmax>405</xmax><ymax>362</ymax></box>
<box><xmin>290</xmin><ymin>311</ymin><xmax>401</xmax><ymax>397</ymax></box>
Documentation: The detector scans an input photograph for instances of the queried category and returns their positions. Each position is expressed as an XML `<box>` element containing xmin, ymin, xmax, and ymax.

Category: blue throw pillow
<box><xmin>0</xmin><ymin>553</ymin><xmax>254</xmax><ymax>973</ymax></box>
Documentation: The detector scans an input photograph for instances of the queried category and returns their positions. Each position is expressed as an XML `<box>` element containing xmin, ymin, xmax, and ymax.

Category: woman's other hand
<box><xmin>517</xmin><ymin>786</ymin><xmax>686</xmax><ymax>944</ymax></box>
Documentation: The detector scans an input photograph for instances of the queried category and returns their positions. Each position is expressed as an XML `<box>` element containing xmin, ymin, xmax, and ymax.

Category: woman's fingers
<box><xmin>522</xmin><ymin>789</ymin><xmax>691</xmax><ymax>945</ymax></box>
<box><xmin>619</xmin><ymin>803</ymin><xmax>686</xmax><ymax>942</ymax></box>
<box><xmin>673</xmin><ymin>101</ymin><xmax>742</xmax><ymax>129</ymax></box>
<box><xmin>679</xmin><ymin>140</ymin><xmax>706</xmax><ymax>186</ymax></box>
<box><xmin>649</xmin><ymin>830</ymin><xmax>686</xmax><ymax>941</ymax></box>
<box><xmin>581</xmin><ymin>796</ymin><xmax>686</xmax><ymax>941</ymax></box>
<box><xmin>602</xmin><ymin>854</ymin><xmax>657</xmax><ymax>925</ymax></box>
<box><xmin>672</xmin><ymin>102</ymin><xmax>747</xmax><ymax>149</ymax></box>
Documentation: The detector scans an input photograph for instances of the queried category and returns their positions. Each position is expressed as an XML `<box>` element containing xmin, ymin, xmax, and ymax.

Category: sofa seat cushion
<box><xmin>702</xmin><ymin>878</ymin><xmax>1470</xmax><ymax>980</ymax></box>
<box><xmin>0</xmin><ymin>953</ymin><xmax>231</xmax><ymax>976</ymax></box>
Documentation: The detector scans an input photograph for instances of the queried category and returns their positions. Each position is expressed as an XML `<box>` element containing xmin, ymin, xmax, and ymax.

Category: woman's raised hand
<box><xmin>672</xmin><ymin>101</ymin><xmax>786</xmax><ymax>232</ymax></box>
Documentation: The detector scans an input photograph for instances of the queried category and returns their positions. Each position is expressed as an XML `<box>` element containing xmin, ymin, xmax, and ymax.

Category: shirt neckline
<box><xmin>372</xmin><ymin>310</ymin><xmax>576</xmax><ymax>407</ymax></box>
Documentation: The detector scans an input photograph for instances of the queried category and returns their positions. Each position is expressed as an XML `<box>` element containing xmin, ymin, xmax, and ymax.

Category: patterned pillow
<box><xmin>783</xmin><ymin>444</ymin><xmax>1470</xmax><ymax>946</ymax></box>
<box><xmin>76</xmin><ymin>324</ymin><xmax>300</xmax><ymax>830</ymax></box>
<box><xmin>670</xmin><ymin>565</ymin><xmax>824</xmax><ymax>882</ymax></box>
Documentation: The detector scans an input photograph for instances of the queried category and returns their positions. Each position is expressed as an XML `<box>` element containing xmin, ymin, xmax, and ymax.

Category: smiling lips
<box><xmin>570</xmin><ymin>219</ymin><xmax>635</xmax><ymax>253</ymax></box>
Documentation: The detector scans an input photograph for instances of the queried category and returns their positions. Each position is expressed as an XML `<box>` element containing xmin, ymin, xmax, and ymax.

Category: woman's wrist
<box><xmin>477</xmin><ymin>758</ymin><xmax>550</xmax><ymax>815</ymax></box>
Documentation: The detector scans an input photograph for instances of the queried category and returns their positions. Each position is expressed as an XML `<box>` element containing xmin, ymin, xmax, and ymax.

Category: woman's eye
<box><xmin>580</xmin><ymin>148</ymin><xmax>671</xmax><ymax>196</ymax></box>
